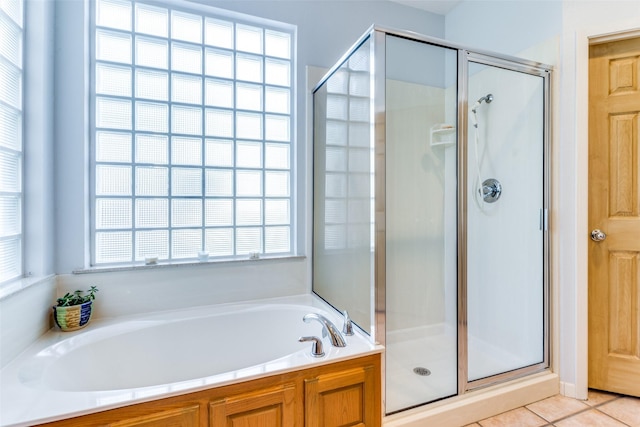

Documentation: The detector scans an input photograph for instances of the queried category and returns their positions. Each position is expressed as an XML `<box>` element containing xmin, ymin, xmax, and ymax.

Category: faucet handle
<box><xmin>299</xmin><ymin>336</ymin><xmax>325</xmax><ymax>357</ymax></box>
<box><xmin>342</xmin><ymin>310</ymin><xmax>354</xmax><ymax>336</ymax></box>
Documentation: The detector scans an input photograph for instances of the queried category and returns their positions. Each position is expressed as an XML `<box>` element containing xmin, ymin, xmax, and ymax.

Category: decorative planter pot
<box><xmin>53</xmin><ymin>301</ymin><xmax>93</xmax><ymax>331</ymax></box>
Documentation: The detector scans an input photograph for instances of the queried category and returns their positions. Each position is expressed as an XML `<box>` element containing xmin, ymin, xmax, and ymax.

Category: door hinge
<box><xmin>540</xmin><ymin>208</ymin><xmax>549</xmax><ymax>231</ymax></box>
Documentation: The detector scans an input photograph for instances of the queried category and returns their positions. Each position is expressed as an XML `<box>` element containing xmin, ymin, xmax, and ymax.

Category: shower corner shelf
<box><xmin>430</xmin><ymin>124</ymin><xmax>456</xmax><ymax>148</ymax></box>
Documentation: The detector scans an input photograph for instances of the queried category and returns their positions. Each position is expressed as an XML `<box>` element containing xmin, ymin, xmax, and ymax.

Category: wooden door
<box><xmin>588</xmin><ymin>37</ymin><xmax>640</xmax><ymax>397</ymax></box>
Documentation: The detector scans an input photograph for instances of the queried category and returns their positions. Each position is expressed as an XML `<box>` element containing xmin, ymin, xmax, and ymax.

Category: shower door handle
<box><xmin>591</xmin><ymin>229</ymin><xmax>606</xmax><ymax>242</ymax></box>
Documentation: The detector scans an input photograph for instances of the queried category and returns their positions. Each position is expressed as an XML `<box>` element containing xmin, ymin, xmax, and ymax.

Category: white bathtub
<box><xmin>0</xmin><ymin>294</ymin><xmax>380</xmax><ymax>427</ymax></box>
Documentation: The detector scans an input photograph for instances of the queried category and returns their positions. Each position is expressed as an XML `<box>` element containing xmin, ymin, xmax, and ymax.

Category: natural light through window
<box><xmin>92</xmin><ymin>0</ymin><xmax>294</xmax><ymax>265</ymax></box>
<box><xmin>0</xmin><ymin>0</ymin><xmax>24</xmax><ymax>284</ymax></box>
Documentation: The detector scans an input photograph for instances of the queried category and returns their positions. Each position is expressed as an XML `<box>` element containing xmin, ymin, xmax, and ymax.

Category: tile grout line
<box><xmin>592</xmin><ymin>408</ymin><xmax>633</xmax><ymax>427</ymax></box>
<box><xmin>529</xmin><ymin>395</ymin><xmax>633</xmax><ymax>427</ymax></box>
<box><xmin>523</xmin><ymin>396</ymin><xmax>595</xmax><ymax>424</ymax></box>
<box><xmin>476</xmin><ymin>393</ymin><xmax>635</xmax><ymax>427</ymax></box>
<box><xmin>549</xmin><ymin>411</ymin><xmax>632</xmax><ymax>427</ymax></box>
<box><xmin>521</xmin><ymin>406</ymin><xmax>554</xmax><ymax>426</ymax></box>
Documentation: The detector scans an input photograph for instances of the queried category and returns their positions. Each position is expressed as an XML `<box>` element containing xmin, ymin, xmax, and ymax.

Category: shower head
<box><xmin>471</xmin><ymin>93</ymin><xmax>494</xmax><ymax>113</ymax></box>
<box><xmin>478</xmin><ymin>94</ymin><xmax>494</xmax><ymax>105</ymax></box>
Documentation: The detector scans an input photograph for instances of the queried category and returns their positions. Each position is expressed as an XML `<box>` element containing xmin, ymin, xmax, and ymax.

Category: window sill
<box><xmin>0</xmin><ymin>274</ymin><xmax>56</xmax><ymax>301</ymax></box>
<box><xmin>72</xmin><ymin>254</ymin><xmax>306</xmax><ymax>275</ymax></box>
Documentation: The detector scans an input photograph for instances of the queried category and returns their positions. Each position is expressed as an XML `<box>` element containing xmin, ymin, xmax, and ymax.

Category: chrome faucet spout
<box><xmin>303</xmin><ymin>313</ymin><xmax>347</xmax><ymax>347</ymax></box>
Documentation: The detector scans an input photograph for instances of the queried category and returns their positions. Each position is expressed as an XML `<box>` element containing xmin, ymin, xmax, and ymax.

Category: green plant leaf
<box><xmin>56</xmin><ymin>286</ymin><xmax>99</xmax><ymax>307</ymax></box>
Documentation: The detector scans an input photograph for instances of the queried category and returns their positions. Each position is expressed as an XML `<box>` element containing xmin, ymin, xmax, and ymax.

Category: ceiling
<box><xmin>388</xmin><ymin>0</ymin><xmax>463</xmax><ymax>15</ymax></box>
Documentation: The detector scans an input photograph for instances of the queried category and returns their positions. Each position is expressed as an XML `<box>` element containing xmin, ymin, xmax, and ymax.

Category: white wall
<box><xmin>0</xmin><ymin>277</ymin><xmax>55</xmax><ymax>369</ymax></box>
<box><xmin>57</xmin><ymin>258</ymin><xmax>307</xmax><ymax>319</ymax></box>
<box><xmin>24</xmin><ymin>0</ymin><xmax>56</xmax><ymax>279</ymax></box>
<box><xmin>445</xmin><ymin>0</ymin><xmax>562</xmax><ymax>61</ymax></box>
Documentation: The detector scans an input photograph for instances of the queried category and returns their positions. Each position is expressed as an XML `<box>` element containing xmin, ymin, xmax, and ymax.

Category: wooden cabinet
<box><xmin>305</xmin><ymin>365</ymin><xmax>376</xmax><ymax>427</ymax></box>
<box><xmin>38</xmin><ymin>354</ymin><xmax>381</xmax><ymax>427</ymax></box>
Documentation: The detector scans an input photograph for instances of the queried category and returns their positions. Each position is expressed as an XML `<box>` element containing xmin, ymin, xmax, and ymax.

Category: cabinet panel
<box><xmin>107</xmin><ymin>405</ymin><xmax>200</xmax><ymax>427</ymax></box>
<box><xmin>210</xmin><ymin>383</ymin><xmax>296</xmax><ymax>427</ymax></box>
<box><xmin>305</xmin><ymin>365</ymin><xmax>377</xmax><ymax>427</ymax></box>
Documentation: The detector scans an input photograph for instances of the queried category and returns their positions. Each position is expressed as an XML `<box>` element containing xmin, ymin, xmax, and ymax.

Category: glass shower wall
<box><xmin>313</xmin><ymin>37</ymin><xmax>374</xmax><ymax>334</ymax></box>
<box><xmin>385</xmin><ymin>35</ymin><xmax>458</xmax><ymax>412</ymax></box>
<box><xmin>465</xmin><ymin>60</ymin><xmax>547</xmax><ymax>383</ymax></box>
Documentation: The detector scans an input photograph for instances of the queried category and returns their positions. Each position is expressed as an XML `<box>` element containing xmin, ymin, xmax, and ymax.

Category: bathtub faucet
<box><xmin>302</xmin><ymin>313</ymin><xmax>347</xmax><ymax>347</ymax></box>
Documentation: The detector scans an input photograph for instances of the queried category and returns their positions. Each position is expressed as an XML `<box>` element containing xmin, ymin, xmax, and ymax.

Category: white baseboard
<box><xmin>384</xmin><ymin>371</ymin><xmax>559</xmax><ymax>427</ymax></box>
<box><xmin>560</xmin><ymin>381</ymin><xmax>576</xmax><ymax>398</ymax></box>
<box><xmin>560</xmin><ymin>381</ymin><xmax>589</xmax><ymax>400</ymax></box>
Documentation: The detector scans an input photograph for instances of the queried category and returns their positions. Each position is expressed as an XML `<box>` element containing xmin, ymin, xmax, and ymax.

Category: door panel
<box><xmin>588</xmin><ymin>37</ymin><xmax>640</xmax><ymax>397</ymax></box>
<box><xmin>209</xmin><ymin>384</ymin><xmax>296</xmax><ymax>427</ymax></box>
<box><xmin>304</xmin><ymin>366</ymin><xmax>377</xmax><ymax>427</ymax></box>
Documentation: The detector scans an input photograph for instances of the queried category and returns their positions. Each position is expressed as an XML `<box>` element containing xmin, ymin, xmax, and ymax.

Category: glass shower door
<box><xmin>464</xmin><ymin>59</ymin><xmax>548</xmax><ymax>385</ymax></box>
<box><xmin>384</xmin><ymin>35</ymin><xmax>458</xmax><ymax>412</ymax></box>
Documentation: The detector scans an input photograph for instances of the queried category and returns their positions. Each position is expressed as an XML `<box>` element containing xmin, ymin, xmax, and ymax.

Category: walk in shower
<box><xmin>312</xmin><ymin>26</ymin><xmax>550</xmax><ymax>415</ymax></box>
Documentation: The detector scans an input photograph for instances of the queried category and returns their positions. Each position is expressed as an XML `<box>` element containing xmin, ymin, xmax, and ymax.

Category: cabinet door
<box><xmin>107</xmin><ymin>404</ymin><xmax>200</xmax><ymax>427</ymax></box>
<box><xmin>210</xmin><ymin>384</ymin><xmax>296</xmax><ymax>427</ymax></box>
<box><xmin>305</xmin><ymin>365</ymin><xmax>377</xmax><ymax>427</ymax></box>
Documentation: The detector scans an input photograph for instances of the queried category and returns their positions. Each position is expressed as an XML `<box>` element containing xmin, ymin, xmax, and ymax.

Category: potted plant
<box><xmin>53</xmin><ymin>286</ymin><xmax>99</xmax><ymax>331</ymax></box>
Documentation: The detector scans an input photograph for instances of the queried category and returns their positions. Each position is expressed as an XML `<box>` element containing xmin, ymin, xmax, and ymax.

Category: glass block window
<box><xmin>92</xmin><ymin>0</ymin><xmax>294</xmax><ymax>265</ymax></box>
<box><xmin>0</xmin><ymin>0</ymin><xmax>24</xmax><ymax>284</ymax></box>
<box><xmin>321</xmin><ymin>40</ymin><xmax>373</xmax><ymax>252</ymax></box>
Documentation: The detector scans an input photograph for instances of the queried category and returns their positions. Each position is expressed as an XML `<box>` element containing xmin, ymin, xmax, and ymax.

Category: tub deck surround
<box><xmin>0</xmin><ymin>294</ymin><xmax>381</xmax><ymax>427</ymax></box>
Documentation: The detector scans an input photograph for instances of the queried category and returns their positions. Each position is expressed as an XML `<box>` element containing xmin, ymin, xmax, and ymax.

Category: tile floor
<box><xmin>464</xmin><ymin>389</ymin><xmax>640</xmax><ymax>427</ymax></box>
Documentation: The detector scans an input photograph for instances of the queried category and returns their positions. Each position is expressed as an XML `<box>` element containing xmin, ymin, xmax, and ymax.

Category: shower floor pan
<box><xmin>385</xmin><ymin>326</ymin><xmax>526</xmax><ymax>413</ymax></box>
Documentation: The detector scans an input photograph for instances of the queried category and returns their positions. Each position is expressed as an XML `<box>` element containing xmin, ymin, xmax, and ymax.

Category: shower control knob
<box><xmin>591</xmin><ymin>229</ymin><xmax>606</xmax><ymax>242</ymax></box>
